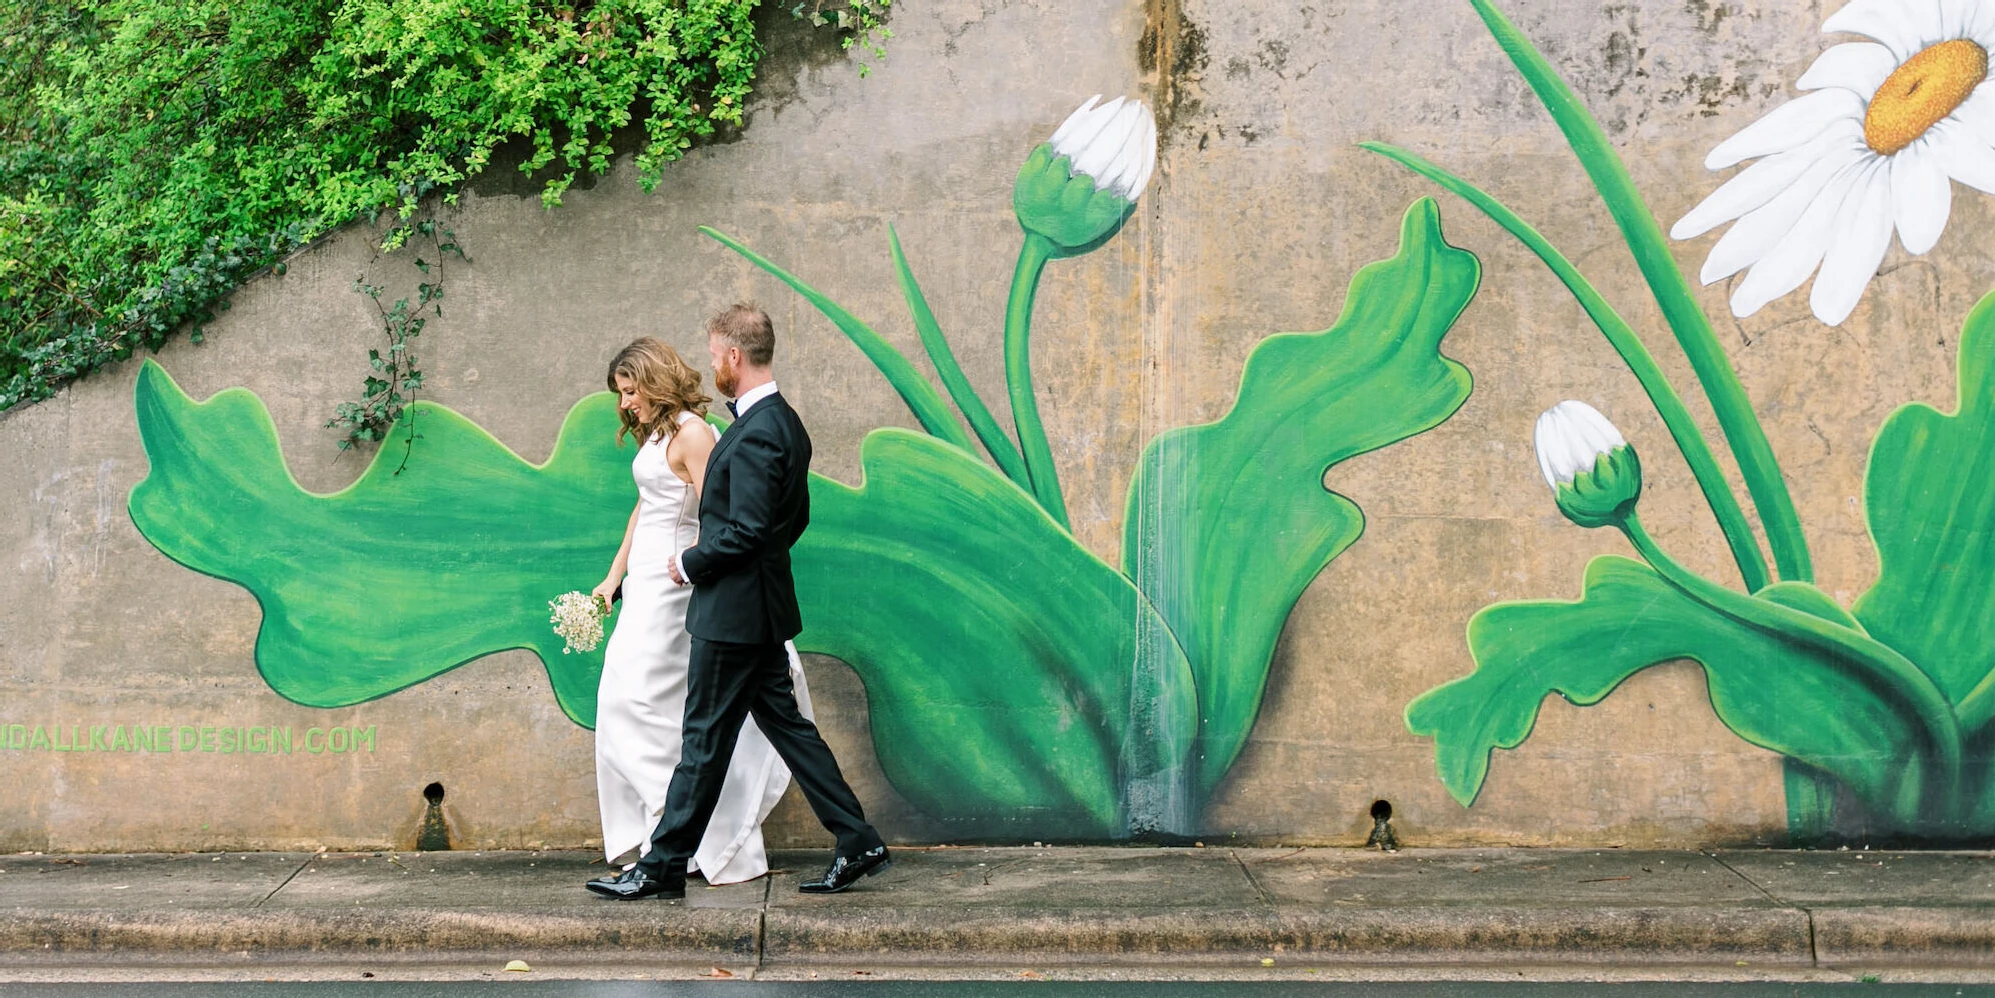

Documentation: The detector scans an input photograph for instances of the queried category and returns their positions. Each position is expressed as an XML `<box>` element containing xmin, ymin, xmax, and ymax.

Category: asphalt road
<box><xmin>1</xmin><ymin>983</ymin><xmax>1991</xmax><ymax>997</ymax></box>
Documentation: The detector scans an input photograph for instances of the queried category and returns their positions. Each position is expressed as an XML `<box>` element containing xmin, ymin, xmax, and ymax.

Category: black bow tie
<box><xmin>725</xmin><ymin>400</ymin><xmax>738</xmax><ymax>416</ymax></box>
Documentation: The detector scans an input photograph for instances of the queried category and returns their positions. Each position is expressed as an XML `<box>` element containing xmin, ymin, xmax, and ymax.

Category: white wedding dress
<box><xmin>595</xmin><ymin>409</ymin><xmax>810</xmax><ymax>883</ymax></box>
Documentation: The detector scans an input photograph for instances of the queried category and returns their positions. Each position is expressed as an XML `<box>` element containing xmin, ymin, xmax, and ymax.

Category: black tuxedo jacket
<box><xmin>681</xmin><ymin>391</ymin><xmax>811</xmax><ymax>645</ymax></box>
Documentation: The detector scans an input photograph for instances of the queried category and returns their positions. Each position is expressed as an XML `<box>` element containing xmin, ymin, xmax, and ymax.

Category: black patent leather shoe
<box><xmin>586</xmin><ymin>866</ymin><xmax>685</xmax><ymax>900</ymax></box>
<box><xmin>585</xmin><ymin>866</ymin><xmax>637</xmax><ymax>891</ymax></box>
<box><xmin>799</xmin><ymin>846</ymin><xmax>891</xmax><ymax>894</ymax></box>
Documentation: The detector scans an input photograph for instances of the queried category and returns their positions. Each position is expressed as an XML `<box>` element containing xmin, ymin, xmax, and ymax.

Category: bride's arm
<box><xmin>668</xmin><ymin>419</ymin><xmax>717</xmax><ymax>500</ymax></box>
<box><xmin>592</xmin><ymin>502</ymin><xmax>640</xmax><ymax>603</ymax></box>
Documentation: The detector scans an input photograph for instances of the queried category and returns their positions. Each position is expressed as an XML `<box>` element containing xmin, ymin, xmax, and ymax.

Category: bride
<box><xmin>587</xmin><ymin>336</ymin><xmax>809</xmax><ymax>888</ymax></box>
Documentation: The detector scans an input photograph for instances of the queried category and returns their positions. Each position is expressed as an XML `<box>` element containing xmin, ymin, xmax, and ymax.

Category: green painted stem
<box><xmin>1958</xmin><ymin>670</ymin><xmax>1995</xmax><ymax>734</ymax></box>
<box><xmin>1363</xmin><ymin>141</ymin><xmax>1770</xmax><ymax>593</ymax></box>
<box><xmin>1004</xmin><ymin>232</ymin><xmax>1069</xmax><ymax>529</ymax></box>
<box><xmin>1472</xmin><ymin>0</ymin><xmax>1814</xmax><ymax>584</ymax></box>
<box><xmin>1619</xmin><ymin>513</ymin><xmax>1961</xmax><ymax>800</ymax></box>
<box><xmin>700</xmin><ymin>226</ymin><xmax>980</xmax><ymax>456</ymax></box>
<box><xmin>888</xmin><ymin>224</ymin><xmax>1032</xmax><ymax>488</ymax></box>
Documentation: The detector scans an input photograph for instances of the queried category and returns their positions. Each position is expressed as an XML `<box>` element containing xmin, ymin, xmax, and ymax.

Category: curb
<box><xmin>9</xmin><ymin>904</ymin><xmax>1992</xmax><ymax>972</ymax></box>
<box><xmin>0</xmin><ymin>908</ymin><xmax>757</xmax><ymax>967</ymax></box>
<box><xmin>759</xmin><ymin>905</ymin><xmax>1815</xmax><ymax>967</ymax></box>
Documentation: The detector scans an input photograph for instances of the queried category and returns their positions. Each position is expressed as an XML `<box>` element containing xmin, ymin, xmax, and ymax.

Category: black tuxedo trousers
<box><xmin>640</xmin><ymin>637</ymin><xmax>881</xmax><ymax>880</ymax></box>
<box><xmin>638</xmin><ymin>394</ymin><xmax>881</xmax><ymax>882</ymax></box>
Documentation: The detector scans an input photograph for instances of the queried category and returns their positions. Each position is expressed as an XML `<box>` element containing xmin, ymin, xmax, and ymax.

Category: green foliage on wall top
<box><xmin>0</xmin><ymin>0</ymin><xmax>889</xmax><ymax>413</ymax></box>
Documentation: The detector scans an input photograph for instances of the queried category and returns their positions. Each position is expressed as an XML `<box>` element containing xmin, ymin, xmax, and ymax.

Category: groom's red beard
<box><xmin>714</xmin><ymin>356</ymin><xmax>740</xmax><ymax>398</ymax></box>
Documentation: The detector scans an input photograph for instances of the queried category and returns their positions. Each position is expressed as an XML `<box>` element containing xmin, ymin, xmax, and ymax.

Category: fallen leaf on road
<box><xmin>503</xmin><ymin>960</ymin><xmax>532</xmax><ymax>973</ymax></box>
<box><xmin>700</xmin><ymin>967</ymin><xmax>734</xmax><ymax>979</ymax></box>
<box><xmin>1017</xmin><ymin>970</ymin><xmax>1044</xmax><ymax>979</ymax></box>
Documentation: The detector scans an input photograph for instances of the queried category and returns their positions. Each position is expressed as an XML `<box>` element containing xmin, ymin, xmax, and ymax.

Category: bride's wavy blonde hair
<box><xmin>607</xmin><ymin>337</ymin><xmax>711</xmax><ymax>446</ymax></box>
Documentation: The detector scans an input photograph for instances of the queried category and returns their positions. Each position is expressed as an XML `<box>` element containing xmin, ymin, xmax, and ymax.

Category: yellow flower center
<box><xmin>1865</xmin><ymin>39</ymin><xmax>1989</xmax><ymax>155</ymax></box>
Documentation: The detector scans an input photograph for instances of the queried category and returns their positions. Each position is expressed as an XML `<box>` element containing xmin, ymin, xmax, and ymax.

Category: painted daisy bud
<box><xmin>1013</xmin><ymin>95</ymin><xmax>1158</xmax><ymax>254</ymax></box>
<box><xmin>1534</xmin><ymin>401</ymin><xmax>1643</xmax><ymax>529</ymax></box>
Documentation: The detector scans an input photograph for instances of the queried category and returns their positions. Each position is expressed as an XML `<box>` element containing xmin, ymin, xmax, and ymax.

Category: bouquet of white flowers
<box><xmin>548</xmin><ymin>591</ymin><xmax>611</xmax><ymax>654</ymax></box>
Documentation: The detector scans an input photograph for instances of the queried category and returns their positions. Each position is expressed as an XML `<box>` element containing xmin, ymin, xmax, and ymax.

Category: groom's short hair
<box><xmin>708</xmin><ymin>303</ymin><xmax>775</xmax><ymax>367</ymax></box>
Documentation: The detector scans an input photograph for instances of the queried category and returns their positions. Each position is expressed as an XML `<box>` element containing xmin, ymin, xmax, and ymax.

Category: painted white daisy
<box><xmin>1048</xmin><ymin>95</ymin><xmax>1159</xmax><ymax>203</ymax></box>
<box><xmin>1014</xmin><ymin>95</ymin><xmax>1158</xmax><ymax>253</ymax></box>
<box><xmin>1672</xmin><ymin>0</ymin><xmax>1995</xmax><ymax>326</ymax></box>
<box><xmin>1532</xmin><ymin>400</ymin><xmax>1644</xmax><ymax>529</ymax></box>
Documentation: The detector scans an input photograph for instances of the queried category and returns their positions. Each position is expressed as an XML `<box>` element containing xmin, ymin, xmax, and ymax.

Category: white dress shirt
<box><xmin>731</xmin><ymin>380</ymin><xmax>779</xmax><ymax>417</ymax></box>
<box><xmin>670</xmin><ymin>381</ymin><xmax>779</xmax><ymax>586</ymax></box>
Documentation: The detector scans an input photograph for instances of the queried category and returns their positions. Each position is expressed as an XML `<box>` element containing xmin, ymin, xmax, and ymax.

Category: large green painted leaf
<box><xmin>797</xmin><ymin>428</ymin><xmax>1198</xmax><ymax>838</ymax></box>
<box><xmin>1409</xmin><ymin>556</ymin><xmax>1947</xmax><ymax>826</ymax></box>
<box><xmin>1854</xmin><ymin>290</ymin><xmax>1995</xmax><ymax>718</ymax></box>
<box><xmin>1123</xmin><ymin>197</ymin><xmax>1479</xmax><ymax>798</ymax></box>
<box><xmin>129</xmin><ymin>360</ymin><xmax>633</xmax><ymax>726</ymax></box>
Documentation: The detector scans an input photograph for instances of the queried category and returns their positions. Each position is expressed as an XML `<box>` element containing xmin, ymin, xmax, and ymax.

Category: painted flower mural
<box><xmin>1019</xmin><ymin>95</ymin><xmax>1159</xmax><ymax>253</ymax></box>
<box><xmin>1532</xmin><ymin>401</ymin><xmax>1640</xmax><ymax>530</ymax></box>
<box><xmin>125</xmin><ymin>0</ymin><xmax>1995</xmax><ymax>849</ymax></box>
<box><xmin>656</xmin><ymin>97</ymin><xmax>1484</xmax><ymax>837</ymax></box>
<box><xmin>1380</xmin><ymin>0</ymin><xmax>1995</xmax><ymax>843</ymax></box>
<box><xmin>1672</xmin><ymin>0</ymin><xmax>1995</xmax><ymax>325</ymax></box>
<box><xmin>130</xmin><ymin>94</ymin><xmax>1483</xmax><ymax>840</ymax></box>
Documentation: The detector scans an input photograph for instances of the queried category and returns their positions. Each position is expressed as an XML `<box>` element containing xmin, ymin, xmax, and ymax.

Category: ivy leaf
<box><xmin>1854</xmin><ymin>290</ymin><xmax>1995</xmax><ymax>723</ymax></box>
<box><xmin>1407</xmin><ymin>556</ymin><xmax>1947</xmax><ymax>828</ymax></box>
<box><xmin>1123</xmin><ymin>197</ymin><xmax>1479</xmax><ymax>798</ymax></box>
<box><xmin>128</xmin><ymin>360</ymin><xmax>633</xmax><ymax>726</ymax></box>
<box><xmin>797</xmin><ymin>429</ymin><xmax>1198</xmax><ymax>838</ymax></box>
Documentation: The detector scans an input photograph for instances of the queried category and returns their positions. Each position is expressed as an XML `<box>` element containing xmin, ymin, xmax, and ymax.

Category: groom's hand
<box><xmin>668</xmin><ymin>552</ymin><xmax>688</xmax><ymax>585</ymax></box>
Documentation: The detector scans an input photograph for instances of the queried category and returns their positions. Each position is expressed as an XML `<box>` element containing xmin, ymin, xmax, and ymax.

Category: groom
<box><xmin>589</xmin><ymin>303</ymin><xmax>889</xmax><ymax>901</ymax></box>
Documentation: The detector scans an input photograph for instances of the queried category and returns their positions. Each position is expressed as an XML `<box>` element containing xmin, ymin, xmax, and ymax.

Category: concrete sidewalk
<box><xmin>2</xmin><ymin>846</ymin><xmax>1992</xmax><ymax>981</ymax></box>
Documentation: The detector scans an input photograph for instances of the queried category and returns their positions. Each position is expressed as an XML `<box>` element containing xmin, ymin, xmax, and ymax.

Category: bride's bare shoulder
<box><xmin>666</xmin><ymin>411</ymin><xmax>717</xmax><ymax>449</ymax></box>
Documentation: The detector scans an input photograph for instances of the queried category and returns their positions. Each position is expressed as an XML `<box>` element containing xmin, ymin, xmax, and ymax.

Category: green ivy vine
<box><xmin>327</xmin><ymin>213</ymin><xmax>466</xmax><ymax>462</ymax></box>
<box><xmin>0</xmin><ymin>0</ymin><xmax>890</xmax><ymax>415</ymax></box>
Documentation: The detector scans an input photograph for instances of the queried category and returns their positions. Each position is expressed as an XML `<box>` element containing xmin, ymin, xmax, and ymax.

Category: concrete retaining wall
<box><xmin>7</xmin><ymin>0</ymin><xmax>1983</xmax><ymax>851</ymax></box>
